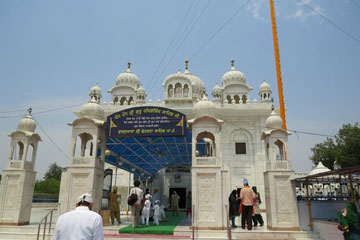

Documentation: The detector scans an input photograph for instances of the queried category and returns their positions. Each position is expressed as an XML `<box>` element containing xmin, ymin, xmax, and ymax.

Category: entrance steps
<box><xmin>173</xmin><ymin>226</ymin><xmax>322</xmax><ymax>240</ymax></box>
<box><xmin>0</xmin><ymin>225</ymin><xmax>322</xmax><ymax>240</ymax></box>
<box><xmin>0</xmin><ymin>225</ymin><xmax>54</xmax><ymax>240</ymax></box>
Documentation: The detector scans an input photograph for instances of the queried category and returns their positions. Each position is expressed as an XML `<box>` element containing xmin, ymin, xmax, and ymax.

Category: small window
<box><xmin>235</xmin><ymin>142</ymin><xmax>246</xmax><ymax>154</ymax></box>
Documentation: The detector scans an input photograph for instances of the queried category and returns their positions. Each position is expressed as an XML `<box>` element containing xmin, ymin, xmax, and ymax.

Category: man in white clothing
<box><xmin>53</xmin><ymin>193</ymin><xmax>104</xmax><ymax>240</ymax></box>
<box><xmin>129</xmin><ymin>180</ymin><xmax>143</xmax><ymax>228</ymax></box>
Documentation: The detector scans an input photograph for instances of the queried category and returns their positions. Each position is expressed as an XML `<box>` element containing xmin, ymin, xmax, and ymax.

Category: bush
<box><xmin>34</xmin><ymin>178</ymin><xmax>60</xmax><ymax>195</ymax></box>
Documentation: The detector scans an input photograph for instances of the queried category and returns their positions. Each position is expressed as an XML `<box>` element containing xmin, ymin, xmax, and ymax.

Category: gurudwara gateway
<box><xmin>0</xmin><ymin>59</ymin><xmax>299</xmax><ymax>230</ymax></box>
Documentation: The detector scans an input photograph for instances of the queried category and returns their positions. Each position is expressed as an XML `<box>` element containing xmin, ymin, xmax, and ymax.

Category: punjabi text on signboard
<box><xmin>106</xmin><ymin>107</ymin><xmax>186</xmax><ymax>137</ymax></box>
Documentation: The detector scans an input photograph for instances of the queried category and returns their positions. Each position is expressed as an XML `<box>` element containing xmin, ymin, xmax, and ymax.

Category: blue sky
<box><xmin>1</xmin><ymin>0</ymin><xmax>359</xmax><ymax>179</ymax></box>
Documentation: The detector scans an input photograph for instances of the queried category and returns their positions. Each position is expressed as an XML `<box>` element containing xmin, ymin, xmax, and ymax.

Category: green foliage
<box><xmin>310</xmin><ymin>123</ymin><xmax>360</xmax><ymax>169</ymax></box>
<box><xmin>34</xmin><ymin>178</ymin><xmax>60</xmax><ymax>194</ymax></box>
<box><xmin>44</xmin><ymin>163</ymin><xmax>63</xmax><ymax>181</ymax></box>
<box><xmin>34</xmin><ymin>162</ymin><xmax>64</xmax><ymax>195</ymax></box>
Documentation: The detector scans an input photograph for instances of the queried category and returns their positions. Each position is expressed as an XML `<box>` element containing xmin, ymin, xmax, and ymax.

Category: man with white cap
<box><xmin>53</xmin><ymin>193</ymin><xmax>104</xmax><ymax>240</ymax></box>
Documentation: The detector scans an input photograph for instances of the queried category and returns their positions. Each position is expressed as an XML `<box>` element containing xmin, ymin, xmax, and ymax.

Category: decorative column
<box><xmin>58</xmin><ymin>85</ymin><xmax>106</xmax><ymax>214</ymax></box>
<box><xmin>0</xmin><ymin>109</ymin><xmax>41</xmax><ymax>225</ymax></box>
<box><xmin>189</xmin><ymin>96</ymin><xmax>229</xmax><ymax>229</ymax></box>
<box><xmin>262</xmin><ymin>109</ymin><xmax>299</xmax><ymax>230</ymax></box>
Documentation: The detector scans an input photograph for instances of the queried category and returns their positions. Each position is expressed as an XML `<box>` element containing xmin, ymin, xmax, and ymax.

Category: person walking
<box><xmin>129</xmin><ymin>180</ymin><xmax>143</xmax><ymax>228</ymax></box>
<box><xmin>108</xmin><ymin>186</ymin><xmax>121</xmax><ymax>225</ymax></box>
<box><xmin>229</xmin><ymin>189</ymin><xmax>238</xmax><ymax>228</ymax></box>
<box><xmin>240</xmin><ymin>178</ymin><xmax>255</xmax><ymax>230</ymax></box>
<box><xmin>153</xmin><ymin>200</ymin><xmax>161</xmax><ymax>225</ymax></box>
<box><xmin>53</xmin><ymin>193</ymin><xmax>104</xmax><ymax>240</ymax></box>
<box><xmin>142</xmin><ymin>194</ymin><xmax>151</xmax><ymax>226</ymax></box>
<box><xmin>252</xmin><ymin>186</ymin><xmax>264</xmax><ymax>227</ymax></box>
<box><xmin>338</xmin><ymin>202</ymin><xmax>360</xmax><ymax>240</ymax></box>
<box><xmin>170</xmin><ymin>191</ymin><xmax>180</xmax><ymax>217</ymax></box>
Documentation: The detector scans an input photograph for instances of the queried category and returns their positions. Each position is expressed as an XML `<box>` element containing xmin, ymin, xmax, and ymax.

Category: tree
<box><xmin>44</xmin><ymin>163</ymin><xmax>63</xmax><ymax>181</ymax></box>
<box><xmin>310</xmin><ymin>123</ymin><xmax>360</xmax><ymax>170</ymax></box>
<box><xmin>34</xmin><ymin>162</ymin><xmax>64</xmax><ymax>195</ymax></box>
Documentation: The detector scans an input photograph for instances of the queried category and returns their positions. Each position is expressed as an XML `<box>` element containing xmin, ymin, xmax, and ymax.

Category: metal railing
<box><xmin>37</xmin><ymin>208</ymin><xmax>56</xmax><ymax>240</ymax></box>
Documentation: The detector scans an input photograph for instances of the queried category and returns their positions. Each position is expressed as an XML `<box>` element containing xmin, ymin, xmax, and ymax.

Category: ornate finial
<box><xmin>271</xmin><ymin>105</ymin><xmax>274</xmax><ymax>111</ymax></box>
<box><xmin>203</xmin><ymin>87</ymin><xmax>208</xmax><ymax>97</ymax></box>
<box><xmin>185</xmin><ymin>58</ymin><xmax>189</xmax><ymax>71</ymax></box>
<box><xmin>27</xmin><ymin>108</ymin><xmax>32</xmax><ymax>115</ymax></box>
<box><xmin>127</xmin><ymin>61</ymin><xmax>131</xmax><ymax>70</ymax></box>
<box><xmin>231</xmin><ymin>59</ymin><xmax>235</xmax><ymax>67</ymax></box>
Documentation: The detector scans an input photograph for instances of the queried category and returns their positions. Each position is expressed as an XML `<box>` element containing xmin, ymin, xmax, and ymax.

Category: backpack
<box><xmin>128</xmin><ymin>191</ymin><xmax>138</xmax><ymax>206</ymax></box>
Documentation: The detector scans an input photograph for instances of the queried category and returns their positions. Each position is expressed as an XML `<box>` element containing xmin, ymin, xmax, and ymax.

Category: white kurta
<box><xmin>53</xmin><ymin>206</ymin><xmax>104</xmax><ymax>240</ymax></box>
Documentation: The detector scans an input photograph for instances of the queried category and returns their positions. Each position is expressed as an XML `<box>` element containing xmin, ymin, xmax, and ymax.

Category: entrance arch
<box><xmin>104</xmin><ymin>106</ymin><xmax>192</xmax><ymax>179</ymax></box>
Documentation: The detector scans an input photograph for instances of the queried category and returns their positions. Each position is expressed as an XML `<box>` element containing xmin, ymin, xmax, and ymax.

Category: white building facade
<box><xmin>56</xmin><ymin>59</ymin><xmax>300</xmax><ymax>230</ymax></box>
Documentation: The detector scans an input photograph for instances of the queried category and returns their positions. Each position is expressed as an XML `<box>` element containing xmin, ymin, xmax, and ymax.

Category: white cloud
<box><xmin>247</xmin><ymin>0</ymin><xmax>267</xmax><ymax>21</ymax></box>
<box><xmin>245</xmin><ymin>0</ymin><xmax>323</xmax><ymax>23</ymax></box>
<box><xmin>288</xmin><ymin>0</ymin><xmax>324</xmax><ymax>22</ymax></box>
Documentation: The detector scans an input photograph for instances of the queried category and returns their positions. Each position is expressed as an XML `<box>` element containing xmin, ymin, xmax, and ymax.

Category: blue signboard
<box><xmin>106</xmin><ymin>106</ymin><xmax>186</xmax><ymax>137</ymax></box>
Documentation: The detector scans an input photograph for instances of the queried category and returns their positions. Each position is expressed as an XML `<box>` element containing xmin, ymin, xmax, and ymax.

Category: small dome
<box><xmin>163</xmin><ymin>59</ymin><xmax>205</xmax><ymax>99</ymax></box>
<box><xmin>80</xmin><ymin>99</ymin><xmax>105</xmax><ymax>121</ymax></box>
<box><xmin>265</xmin><ymin>110</ymin><xmax>283</xmax><ymax>129</ymax></box>
<box><xmin>309</xmin><ymin>162</ymin><xmax>331</xmax><ymax>175</ymax></box>
<box><xmin>193</xmin><ymin>96</ymin><xmax>216</xmax><ymax>118</ymax></box>
<box><xmin>90</xmin><ymin>84</ymin><xmax>102</xmax><ymax>97</ymax></box>
<box><xmin>212</xmin><ymin>84</ymin><xmax>221</xmax><ymax>93</ymax></box>
<box><xmin>221</xmin><ymin>59</ymin><xmax>246</xmax><ymax>87</ymax></box>
<box><xmin>18</xmin><ymin>110</ymin><xmax>36</xmax><ymax>132</ymax></box>
<box><xmin>137</xmin><ymin>85</ymin><xmax>146</xmax><ymax>94</ymax></box>
<box><xmin>259</xmin><ymin>81</ymin><xmax>271</xmax><ymax>92</ymax></box>
<box><xmin>116</xmin><ymin>62</ymin><xmax>140</xmax><ymax>89</ymax></box>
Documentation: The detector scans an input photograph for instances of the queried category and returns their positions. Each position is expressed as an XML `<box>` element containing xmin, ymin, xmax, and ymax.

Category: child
<box><xmin>142</xmin><ymin>194</ymin><xmax>151</xmax><ymax>226</ymax></box>
<box><xmin>160</xmin><ymin>204</ymin><xmax>167</xmax><ymax>221</ymax></box>
<box><xmin>153</xmin><ymin>200</ymin><xmax>161</xmax><ymax>225</ymax></box>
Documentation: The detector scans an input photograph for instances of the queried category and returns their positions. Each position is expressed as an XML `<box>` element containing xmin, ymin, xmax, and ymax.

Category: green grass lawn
<box><xmin>119</xmin><ymin>211</ymin><xmax>185</xmax><ymax>235</ymax></box>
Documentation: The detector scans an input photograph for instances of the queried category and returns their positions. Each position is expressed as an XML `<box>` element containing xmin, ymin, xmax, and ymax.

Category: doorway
<box><xmin>169</xmin><ymin>188</ymin><xmax>186</xmax><ymax>209</ymax></box>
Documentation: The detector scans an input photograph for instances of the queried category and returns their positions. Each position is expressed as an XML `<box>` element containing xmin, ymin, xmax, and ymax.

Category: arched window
<box><xmin>234</xmin><ymin>95</ymin><xmax>240</xmax><ymax>104</ymax></box>
<box><xmin>274</xmin><ymin>140</ymin><xmax>285</xmax><ymax>160</ymax></box>
<box><xmin>226</xmin><ymin>95</ymin><xmax>232</xmax><ymax>104</ymax></box>
<box><xmin>242</xmin><ymin>95</ymin><xmax>247</xmax><ymax>103</ymax></box>
<box><xmin>128</xmin><ymin>96</ymin><xmax>134</xmax><ymax>105</ymax></box>
<box><xmin>113</xmin><ymin>97</ymin><xmax>118</xmax><ymax>105</ymax></box>
<box><xmin>168</xmin><ymin>85</ymin><xmax>173</xmax><ymax>98</ymax></box>
<box><xmin>196</xmin><ymin>132</ymin><xmax>216</xmax><ymax>157</ymax></box>
<box><xmin>73</xmin><ymin>133</ymin><xmax>93</xmax><ymax>157</ymax></box>
<box><xmin>13</xmin><ymin>141</ymin><xmax>24</xmax><ymax>160</ymax></box>
<box><xmin>175</xmin><ymin>83</ymin><xmax>182</xmax><ymax>98</ymax></box>
<box><xmin>26</xmin><ymin>143</ymin><xmax>34</xmax><ymax>162</ymax></box>
<box><xmin>120</xmin><ymin>97</ymin><xmax>127</xmax><ymax>105</ymax></box>
<box><xmin>183</xmin><ymin>84</ymin><xmax>189</xmax><ymax>97</ymax></box>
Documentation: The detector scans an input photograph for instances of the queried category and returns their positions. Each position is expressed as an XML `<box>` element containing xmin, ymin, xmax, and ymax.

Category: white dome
<box><xmin>221</xmin><ymin>60</ymin><xmax>246</xmax><ymax>87</ymax></box>
<box><xmin>80</xmin><ymin>99</ymin><xmax>105</xmax><ymax>121</ymax></box>
<box><xmin>259</xmin><ymin>81</ymin><xmax>271</xmax><ymax>92</ymax></box>
<box><xmin>265</xmin><ymin>110</ymin><xmax>283</xmax><ymax>129</ymax></box>
<box><xmin>137</xmin><ymin>85</ymin><xmax>146</xmax><ymax>94</ymax></box>
<box><xmin>193</xmin><ymin>96</ymin><xmax>216</xmax><ymax>118</ymax></box>
<box><xmin>116</xmin><ymin>63</ymin><xmax>140</xmax><ymax>89</ymax></box>
<box><xmin>18</xmin><ymin>112</ymin><xmax>36</xmax><ymax>132</ymax></box>
<box><xmin>90</xmin><ymin>84</ymin><xmax>102</xmax><ymax>96</ymax></box>
<box><xmin>309</xmin><ymin>162</ymin><xmax>330</xmax><ymax>175</ymax></box>
<box><xmin>212</xmin><ymin>84</ymin><xmax>221</xmax><ymax>93</ymax></box>
<box><xmin>164</xmin><ymin>71</ymin><xmax>205</xmax><ymax>98</ymax></box>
